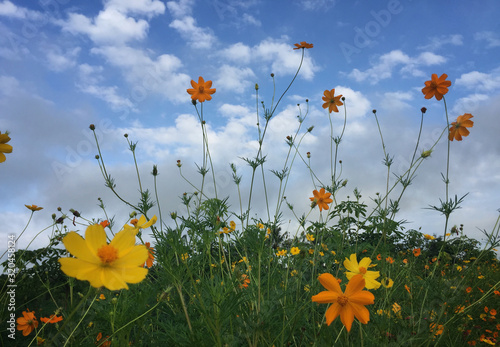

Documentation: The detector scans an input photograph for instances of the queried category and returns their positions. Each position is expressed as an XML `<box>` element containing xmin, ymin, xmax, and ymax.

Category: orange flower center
<box><xmin>130</xmin><ymin>218</ymin><xmax>138</xmax><ymax>226</ymax></box>
<box><xmin>97</xmin><ymin>245</ymin><xmax>119</xmax><ymax>264</ymax></box>
<box><xmin>337</xmin><ymin>294</ymin><xmax>349</xmax><ymax>306</ymax></box>
<box><xmin>359</xmin><ymin>266</ymin><xmax>367</xmax><ymax>274</ymax></box>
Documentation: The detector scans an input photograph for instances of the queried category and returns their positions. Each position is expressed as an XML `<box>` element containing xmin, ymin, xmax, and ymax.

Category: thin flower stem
<box><xmin>443</xmin><ymin>96</ymin><xmax>451</xmax><ymax>240</ymax></box>
<box><xmin>126</xmin><ymin>137</ymin><xmax>143</xmax><ymax>194</ymax></box>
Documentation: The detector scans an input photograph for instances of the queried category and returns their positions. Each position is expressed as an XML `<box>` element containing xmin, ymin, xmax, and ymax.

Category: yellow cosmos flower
<box><xmin>381</xmin><ymin>277</ymin><xmax>394</xmax><ymax>288</ymax></box>
<box><xmin>306</xmin><ymin>233</ymin><xmax>315</xmax><ymax>242</ymax></box>
<box><xmin>344</xmin><ymin>254</ymin><xmax>381</xmax><ymax>289</ymax></box>
<box><xmin>424</xmin><ymin>234</ymin><xmax>436</xmax><ymax>240</ymax></box>
<box><xmin>123</xmin><ymin>215</ymin><xmax>157</xmax><ymax>235</ymax></box>
<box><xmin>291</xmin><ymin>247</ymin><xmax>300</xmax><ymax>255</ymax></box>
<box><xmin>58</xmin><ymin>224</ymin><xmax>148</xmax><ymax>290</ymax></box>
<box><xmin>25</xmin><ymin>204</ymin><xmax>43</xmax><ymax>211</ymax></box>
<box><xmin>0</xmin><ymin>131</ymin><xmax>13</xmax><ymax>163</ymax></box>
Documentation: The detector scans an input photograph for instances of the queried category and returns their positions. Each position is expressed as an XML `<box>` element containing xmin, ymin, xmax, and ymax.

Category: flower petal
<box><xmin>339</xmin><ymin>303</ymin><xmax>355</xmax><ymax>332</ymax></box>
<box><xmin>345</xmin><ymin>274</ymin><xmax>366</xmax><ymax>296</ymax></box>
<box><xmin>317</xmin><ymin>273</ymin><xmax>342</xmax><ymax>293</ymax></box>
<box><xmin>343</xmin><ymin>254</ymin><xmax>359</xmax><ymax>273</ymax></box>
<box><xmin>325</xmin><ymin>302</ymin><xmax>342</xmax><ymax>326</ymax></box>
<box><xmin>85</xmin><ymin>224</ymin><xmax>107</xmax><ymax>255</ymax></box>
<box><xmin>110</xmin><ymin>229</ymin><xmax>136</xmax><ymax>257</ymax></box>
<box><xmin>62</xmin><ymin>231</ymin><xmax>99</xmax><ymax>263</ymax></box>
<box><xmin>349</xmin><ymin>302</ymin><xmax>370</xmax><ymax>324</ymax></box>
<box><xmin>113</xmin><ymin>245</ymin><xmax>148</xmax><ymax>267</ymax></box>
<box><xmin>312</xmin><ymin>290</ymin><xmax>339</xmax><ymax>304</ymax></box>
<box><xmin>349</xmin><ymin>290</ymin><xmax>375</xmax><ymax>306</ymax></box>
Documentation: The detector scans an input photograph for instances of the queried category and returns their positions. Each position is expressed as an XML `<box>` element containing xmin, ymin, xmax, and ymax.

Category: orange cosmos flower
<box><xmin>293</xmin><ymin>41</ymin><xmax>314</xmax><ymax>50</ymax></box>
<box><xmin>413</xmin><ymin>248</ymin><xmax>421</xmax><ymax>257</ymax></box>
<box><xmin>312</xmin><ymin>274</ymin><xmax>375</xmax><ymax>332</ymax></box>
<box><xmin>99</xmin><ymin>220</ymin><xmax>110</xmax><ymax>228</ymax></box>
<box><xmin>187</xmin><ymin>76</ymin><xmax>216</xmax><ymax>103</ymax></box>
<box><xmin>376</xmin><ymin>254</ymin><xmax>382</xmax><ymax>261</ymax></box>
<box><xmin>40</xmin><ymin>314</ymin><xmax>63</xmax><ymax>324</ymax></box>
<box><xmin>322</xmin><ymin>89</ymin><xmax>343</xmax><ymax>113</ymax></box>
<box><xmin>17</xmin><ymin>309</ymin><xmax>38</xmax><ymax>336</ymax></box>
<box><xmin>449</xmin><ymin>113</ymin><xmax>474</xmax><ymax>141</ymax></box>
<box><xmin>422</xmin><ymin>73</ymin><xmax>451</xmax><ymax>100</ymax></box>
<box><xmin>309</xmin><ymin>188</ymin><xmax>333</xmax><ymax>212</ymax></box>
<box><xmin>239</xmin><ymin>274</ymin><xmax>250</xmax><ymax>289</ymax></box>
<box><xmin>386</xmin><ymin>256</ymin><xmax>394</xmax><ymax>264</ymax></box>
<box><xmin>144</xmin><ymin>242</ymin><xmax>155</xmax><ymax>268</ymax></box>
<box><xmin>25</xmin><ymin>204</ymin><xmax>43</xmax><ymax>211</ymax></box>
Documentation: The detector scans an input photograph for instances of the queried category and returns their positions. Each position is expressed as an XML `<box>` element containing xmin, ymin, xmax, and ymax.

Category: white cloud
<box><xmin>474</xmin><ymin>31</ymin><xmax>500</xmax><ymax>48</ymax></box>
<box><xmin>418</xmin><ymin>34</ymin><xmax>463</xmax><ymax>51</ymax></box>
<box><xmin>90</xmin><ymin>45</ymin><xmax>191</xmax><ymax>103</ymax></box>
<box><xmin>220</xmin><ymin>43</ymin><xmax>252</xmax><ymax>65</ymax></box>
<box><xmin>105</xmin><ymin>0</ymin><xmax>165</xmax><ymax>17</ymax></box>
<box><xmin>44</xmin><ymin>46</ymin><xmax>81</xmax><ymax>72</ymax></box>
<box><xmin>0</xmin><ymin>1</ymin><xmax>43</xmax><ymax>20</ymax></box>
<box><xmin>59</xmin><ymin>0</ymin><xmax>164</xmax><ymax>45</ymax></box>
<box><xmin>348</xmin><ymin>50</ymin><xmax>447</xmax><ymax>84</ymax></box>
<box><xmin>241</xmin><ymin>13</ymin><xmax>261</xmax><ymax>26</ymax></box>
<box><xmin>298</xmin><ymin>0</ymin><xmax>337</xmax><ymax>11</ymax></box>
<box><xmin>169</xmin><ymin>16</ymin><xmax>217</xmax><ymax>49</ymax></box>
<box><xmin>215</xmin><ymin>65</ymin><xmax>256</xmax><ymax>94</ymax></box>
<box><xmin>0</xmin><ymin>75</ymin><xmax>20</xmax><ymax>96</ymax></box>
<box><xmin>166</xmin><ymin>0</ymin><xmax>194</xmax><ymax>18</ymax></box>
<box><xmin>455</xmin><ymin>70</ymin><xmax>500</xmax><ymax>92</ymax></box>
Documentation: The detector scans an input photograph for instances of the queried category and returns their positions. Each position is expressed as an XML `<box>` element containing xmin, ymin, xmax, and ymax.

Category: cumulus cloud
<box><xmin>455</xmin><ymin>70</ymin><xmax>500</xmax><ymax>92</ymax></box>
<box><xmin>215</xmin><ymin>65</ymin><xmax>256</xmax><ymax>94</ymax></box>
<box><xmin>474</xmin><ymin>31</ymin><xmax>500</xmax><ymax>48</ymax></box>
<box><xmin>348</xmin><ymin>50</ymin><xmax>447</xmax><ymax>84</ymax></box>
<box><xmin>59</xmin><ymin>0</ymin><xmax>164</xmax><ymax>45</ymax></box>
<box><xmin>44</xmin><ymin>46</ymin><xmax>81</xmax><ymax>72</ymax></box>
<box><xmin>0</xmin><ymin>0</ymin><xmax>43</xmax><ymax>20</ymax></box>
<box><xmin>221</xmin><ymin>38</ymin><xmax>319</xmax><ymax>80</ymax></box>
<box><xmin>169</xmin><ymin>16</ymin><xmax>217</xmax><ymax>49</ymax></box>
<box><xmin>418</xmin><ymin>34</ymin><xmax>463</xmax><ymax>51</ymax></box>
<box><xmin>90</xmin><ymin>45</ymin><xmax>191</xmax><ymax>104</ymax></box>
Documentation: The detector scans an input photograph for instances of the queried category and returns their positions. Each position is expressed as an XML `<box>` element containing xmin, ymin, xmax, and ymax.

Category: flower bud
<box><xmin>124</xmin><ymin>133</ymin><xmax>128</xmax><ymax>138</ymax></box>
<box><xmin>130</xmin><ymin>211</ymin><xmax>137</xmax><ymax>218</ymax></box>
<box><xmin>176</xmin><ymin>160</ymin><xmax>182</xmax><ymax>167</ymax></box>
<box><xmin>270</xmin><ymin>73</ymin><xmax>274</xmax><ymax>77</ymax></box>
<box><xmin>89</xmin><ymin>124</ymin><xmax>95</xmax><ymax>130</ymax></box>
<box><xmin>421</xmin><ymin>149</ymin><xmax>432</xmax><ymax>158</ymax></box>
<box><xmin>421</xmin><ymin>107</ymin><xmax>427</xmax><ymax>114</ymax></box>
<box><xmin>95</xmin><ymin>155</ymin><xmax>100</xmax><ymax>160</ymax></box>
<box><xmin>306</xmin><ymin>152</ymin><xmax>311</xmax><ymax>158</ymax></box>
<box><xmin>255</xmin><ymin>83</ymin><xmax>259</xmax><ymax>90</ymax></box>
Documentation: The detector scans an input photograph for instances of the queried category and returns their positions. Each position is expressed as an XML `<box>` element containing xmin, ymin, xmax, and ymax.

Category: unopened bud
<box><xmin>89</xmin><ymin>124</ymin><xmax>95</xmax><ymax>130</ymax></box>
<box><xmin>421</xmin><ymin>107</ymin><xmax>427</xmax><ymax>114</ymax></box>
<box><xmin>176</xmin><ymin>160</ymin><xmax>182</xmax><ymax>167</ymax></box>
<box><xmin>255</xmin><ymin>83</ymin><xmax>259</xmax><ymax>90</ymax></box>
<box><xmin>130</xmin><ymin>211</ymin><xmax>137</xmax><ymax>218</ymax></box>
<box><xmin>307</xmin><ymin>152</ymin><xmax>311</xmax><ymax>158</ymax></box>
<box><xmin>95</xmin><ymin>155</ymin><xmax>100</xmax><ymax>160</ymax></box>
<box><xmin>124</xmin><ymin>133</ymin><xmax>128</xmax><ymax>138</ymax></box>
<box><xmin>421</xmin><ymin>149</ymin><xmax>432</xmax><ymax>158</ymax></box>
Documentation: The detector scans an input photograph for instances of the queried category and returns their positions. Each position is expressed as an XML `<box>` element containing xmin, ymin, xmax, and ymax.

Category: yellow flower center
<box><xmin>130</xmin><ymin>218</ymin><xmax>138</xmax><ymax>226</ymax></box>
<box><xmin>359</xmin><ymin>266</ymin><xmax>367</xmax><ymax>274</ymax></box>
<box><xmin>97</xmin><ymin>245</ymin><xmax>119</xmax><ymax>264</ymax></box>
<box><xmin>337</xmin><ymin>294</ymin><xmax>349</xmax><ymax>306</ymax></box>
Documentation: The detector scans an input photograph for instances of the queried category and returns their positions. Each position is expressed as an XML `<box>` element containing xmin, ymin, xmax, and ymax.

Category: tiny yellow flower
<box><xmin>291</xmin><ymin>247</ymin><xmax>300</xmax><ymax>255</ymax></box>
<box><xmin>181</xmin><ymin>253</ymin><xmax>189</xmax><ymax>261</ymax></box>
<box><xmin>257</xmin><ymin>223</ymin><xmax>265</xmax><ymax>229</ymax></box>
<box><xmin>306</xmin><ymin>233</ymin><xmax>315</xmax><ymax>242</ymax></box>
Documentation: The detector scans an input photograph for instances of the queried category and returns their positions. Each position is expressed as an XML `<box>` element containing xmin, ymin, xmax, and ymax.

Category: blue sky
<box><xmin>1</xmin><ymin>0</ymin><xmax>500</xmax><ymax>253</ymax></box>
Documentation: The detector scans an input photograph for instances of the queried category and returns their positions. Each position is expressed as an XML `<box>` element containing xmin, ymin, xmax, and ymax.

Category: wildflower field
<box><xmin>1</xmin><ymin>42</ymin><xmax>500</xmax><ymax>346</ymax></box>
